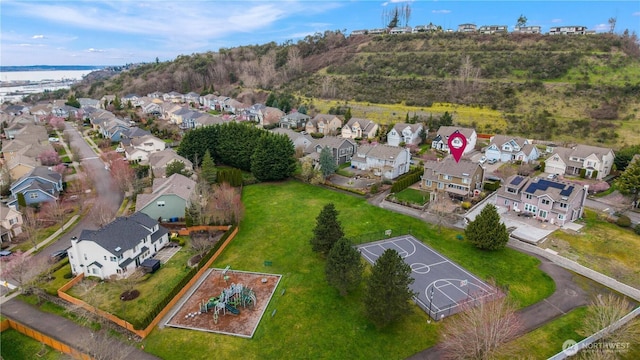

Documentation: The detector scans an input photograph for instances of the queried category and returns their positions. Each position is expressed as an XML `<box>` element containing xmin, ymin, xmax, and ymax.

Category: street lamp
<box><xmin>428</xmin><ymin>286</ymin><xmax>435</xmax><ymax>323</ymax></box>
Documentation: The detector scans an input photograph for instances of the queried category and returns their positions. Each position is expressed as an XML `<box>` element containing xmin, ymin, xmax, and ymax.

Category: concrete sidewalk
<box><xmin>1</xmin><ymin>298</ymin><xmax>160</xmax><ymax>360</ymax></box>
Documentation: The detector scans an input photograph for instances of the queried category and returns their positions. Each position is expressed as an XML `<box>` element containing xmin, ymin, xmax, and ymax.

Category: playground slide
<box><xmin>225</xmin><ymin>303</ymin><xmax>240</xmax><ymax>315</ymax></box>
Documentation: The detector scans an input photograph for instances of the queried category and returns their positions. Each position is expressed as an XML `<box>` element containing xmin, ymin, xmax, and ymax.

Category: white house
<box><xmin>350</xmin><ymin>144</ymin><xmax>411</xmax><ymax>179</ymax></box>
<box><xmin>124</xmin><ymin>135</ymin><xmax>166</xmax><ymax>162</ymax></box>
<box><xmin>387</xmin><ymin>123</ymin><xmax>424</xmax><ymax>147</ymax></box>
<box><xmin>431</xmin><ymin>126</ymin><xmax>477</xmax><ymax>154</ymax></box>
<box><xmin>485</xmin><ymin>135</ymin><xmax>539</xmax><ymax>163</ymax></box>
<box><xmin>544</xmin><ymin>145</ymin><xmax>614</xmax><ymax>180</ymax></box>
<box><xmin>341</xmin><ymin>118</ymin><xmax>378</xmax><ymax>140</ymax></box>
<box><xmin>68</xmin><ymin>212</ymin><xmax>170</xmax><ymax>279</ymax></box>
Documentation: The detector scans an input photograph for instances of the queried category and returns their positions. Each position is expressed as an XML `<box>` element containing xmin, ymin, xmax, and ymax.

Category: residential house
<box><xmin>549</xmin><ymin>26</ymin><xmax>587</xmax><ymax>35</ymax></box>
<box><xmin>387</xmin><ymin>123</ymin><xmax>424</xmax><ymax>147</ymax></box>
<box><xmin>184</xmin><ymin>92</ymin><xmax>200</xmax><ymax>105</ymax></box>
<box><xmin>457</xmin><ymin>23</ymin><xmax>477</xmax><ymax>32</ymax></box>
<box><xmin>147</xmin><ymin>91</ymin><xmax>164</xmax><ymax>99</ymax></box>
<box><xmin>351</xmin><ymin>144</ymin><xmax>411</xmax><ymax>179</ymax></box>
<box><xmin>279</xmin><ymin>112</ymin><xmax>311</xmax><ymax>129</ymax></box>
<box><xmin>124</xmin><ymin>135</ymin><xmax>166</xmax><ymax>162</ymax></box>
<box><xmin>431</xmin><ymin>126</ymin><xmax>477</xmax><ymax>155</ymax></box>
<box><xmin>68</xmin><ymin>212</ymin><xmax>170</xmax><ymax>279</ymax></box>
<box><xmin>194</xmin><ymin>113</ymin><xmax>226</xmax><ymax>128</ymax></box>
<box><xmin>389</xmin><ymin>26</ymin><xmax>412</xmax><ymax>34</ymax></box>
<box><xmin>305</xmin><ymin>136</ymin><xmax>356</xmax><ymax>165</ymax></box>
<box><xmin>29</xmin><ymin>103</ymin><xmax>52</xmax><ymax>117</ymax></box>
<box><xmin>8</xmin><ymin>167</ymin><xmax>63</xmax><ymax>208</ymax></box>
<box><xmin>0</xmin><ymin>203</ymin><xmax>23</xmax><ymax>244</ymax></box>
<box><xmin>161</xmin><ymin>103</ymin><xmax>183</xmax><ymax>121</ymax></box>
<box><xmin>341</xmin><ymin>118</ymin><xmax>378</xmax><ymax>140</ymax></box>
<box><xmin>305</xmin><ymin>114</ymin><xmax>342</xmax><ymax>135</ymax></box>
<box><xmin>163</xmin><ymin>91</ymin><xmax>184</xmax><ymax>103</ymax></box>
<box><xmin>99</xmin><ymin>95</ymin><xmax>116</xmax><ymax>109</ymax></box>
<box><xmin>412</xmin><ymin>24</ymin><xmax>438</xmax><ymax>33</ymax></box>
<box><xmin>478</xmin><ymin>25</ymin><xmax>508</xmax><ymax>34</ymax></box>
<box><xmin>272</xmin><ymin>128</ymin><xmax>313</xmax><ymax>153</ymax></box>
<box><xmin>368</xmin><ymin>28</ymin><xmax>386</xmax><ymax>35</ymax></box>
<box><xmin>485</xmin><ymin>135</ymin><xmax>539</xmax><ymax>163</ymax></box>
<box><xmin>4</xmin><ymin>105</ymin><xmax>28</xmax><ymax>116</ymax></box>
<box><xmin>351</xmin><ymin>29</ymin><xmax>367</xmax><ymax>35</ymax></box>
<box><xmin>78</xmin><ymin>98</ymin><xmax>100</xmax><ymax>109</ymax></box>
<box><xmin>122</xmin><ymin>94</ymin><xmax>140</xmax><ymax>107</ymax></box>
<box><xmin>421</xmin><ymin>158</ymin><xmax>485</xmax><ymax>199</ymax></box>
<box><xmin>513</xmin><ymin>26</ymin><xmax>542</xmax><ymax>34</ymax></box>
<box><xmin>200</xmin><ymin>94</ymin><xmax>218</xmax><ymax>109</ymax></box>
<box><xmin>135</xmin><ymin>174</ymin><xmax>196</xmax><ymax>221</ymax></box>
<box><xmin>259</xmin><ymin>107</ymin><xmax>285</xmax><ymax>127</ymax></box>
<box><xmin>496</xmin><ymin>175</ymin><xmax>587</xmax><ymax>226</ymax></box>
<box><xmin>148</xmin><ymin>149</ymin><xmax>194</xmax><ymax>178</ymax></box>
<box><xmin>100</xmin><ymin>118</ymin><xmax>130</xmax><ymax>142</ymax></box>
<box><xmin>544</xmin><ymin>145</ymin><xmax>614</xmax><ymax>180</ymax></box>
<box><xmin>169</xmin><ymin>106</ymin><xmax>191</xmax><ymax>126</ymax></box>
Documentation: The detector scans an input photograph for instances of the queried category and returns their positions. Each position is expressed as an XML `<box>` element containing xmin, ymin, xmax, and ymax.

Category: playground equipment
<box><xmin>200</xmin><ymin>282</ymin><xmax>257</xmax><ymax>324</ymax></box>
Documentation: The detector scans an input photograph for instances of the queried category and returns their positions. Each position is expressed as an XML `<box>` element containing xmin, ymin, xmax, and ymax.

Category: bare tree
<box><xmin>452</xmin><ymin>55</ymin><xmax>481</xmax><ymax>100</ymax></box>
<box><xmin>608</xmin><ymin>17</ymin><xmax>617</xmax><ymax>34</ymax></box>
<box><xmin>189</xmin><ymin>175</ymin><xmax>212</xmax><ymax>226</ymax></box>
<box><xmin>190</xmin><ymin>231</ymin><xmax>216</xmax><ymax>254</ymax></box>
<box><xmin>0</xmin><ymin>251</ymin><xmax>50</xmax><ymax>294</ymax></box>
<box><xmin>80</xmin><ymin>330</ymin><xmax>134</xmax><ymax>360</ymax></box>
<box><xmin>40</xmin><ymin>201</ymin><xmax>69</xmax><ymax>226</ymax></box>
<box><xmin>209</xmin><ymin>182</ymin><xmax>244</xmax><ymax>224</ymax></box>
<box><xmin>90</xmin><ymin>200</ymin><xmax>116</xmax><ymax>228</ymax></box>
<box><xmin>20</xmin><ymin>208</ymin><xmax>40</xmax><ymax>249</ymax></box>
<box><xmin>578</xmin><ymin>293</ymin><xmax>640</xmax><ymax>357</ymax></box>
<box><xmin>440</xmin><ymin>292</ymin><xmax>522</xmax><ymax>360</ymax></box>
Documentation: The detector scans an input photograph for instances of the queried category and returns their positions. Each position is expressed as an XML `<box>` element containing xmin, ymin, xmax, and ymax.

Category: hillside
<box><xmin>71</xmin><ymin>31</ymin><xmax>640</xmax><ymax>147</ymax></box>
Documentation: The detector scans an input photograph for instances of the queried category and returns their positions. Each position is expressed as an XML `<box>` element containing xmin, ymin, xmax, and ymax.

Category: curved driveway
<box><xmin>34</xmin><ymin>123</ymin><xmax>123</xmax><ymax>260</ymax></box>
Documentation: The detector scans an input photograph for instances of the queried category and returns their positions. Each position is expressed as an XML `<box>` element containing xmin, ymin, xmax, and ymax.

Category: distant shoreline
<box><xmin>0</xmin><ymin>65</ymin><xmax>106</xmax><ymax>72</ymax></box>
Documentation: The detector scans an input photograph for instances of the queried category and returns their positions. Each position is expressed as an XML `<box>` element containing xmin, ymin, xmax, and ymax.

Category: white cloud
<box><xmin>432</xmin><ymin>10</ymin><xmax>451</xmax><ymax>14</ymax></box>
<box><xmin>551</xmin><ymin>19</ymin><xmax>562</xmax><ymax>23</ymax></box>
<box><xmin>32</xmin><ymin>35</ymin><xmax>45</xmax><ymax>39</ymax></box>
<box><xmin>593</xmin><ymin>23</ymin><xmax>609</xmax><ymax>32</ymax></box>
<box><xmin>86</xmin><ymin>48</ymin><xmax>105</xmax><ymax>53</ymax></box>
<box><xmin>633</xmin><ymin>12</ymin><xmax>640</xmax><ymax>16</ymax></box>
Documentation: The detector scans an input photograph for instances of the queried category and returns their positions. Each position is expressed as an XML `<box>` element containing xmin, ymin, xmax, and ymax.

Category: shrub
<box><xmin>635</xmin><ymin>224</ymin><xmax>640</xmax><ymax>235</ymax></box>
<box><xmin>484</xmin><ymin>181</ymin><xmax>500</xmax><ymax>192</ymax></box>
<box><xmin>461</xmin><ymin>202</ymin><xmax>472</xmax><ymax>210</ymax></box>
<box><xmin>370</xmin><ymin>183</ymin><xmax>380</xmax><ymax>194</ymax></box>
<box><xmin>616</xmin><ymin>215</ymin><xmax>631</xmax><ymax>228</ymax></box>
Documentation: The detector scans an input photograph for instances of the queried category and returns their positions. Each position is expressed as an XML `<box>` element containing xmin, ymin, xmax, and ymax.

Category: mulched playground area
<box><xmin>357</xmin><ymin>235</ymin><xmax>499</xmax><ymax>320</ymax></box>
<box><xmin>164</xmin><ymin>268</ymin><xmax>281</xmax><ymax>338</ymax></box>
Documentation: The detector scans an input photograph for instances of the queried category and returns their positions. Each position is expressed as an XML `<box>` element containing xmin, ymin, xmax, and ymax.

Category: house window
<box><xmin>110</xmin><ymin>256</ymin><xmax>117</xmax><ymax>262</ymax></box>
<box><xmin>525</xmin><ymin>194</ymin><xmax>532</xmax><ymax>200</ymax></box>
<box><xmin>438</xmin><ymin>182</ymin><xmax>444</xmax><ymax>189</ymax></box>
<box><xmin>443</xmin><ymin>175</ymin><xmax>452</xmax><ymax>180</ymax></box>
<box><xmin>9</xmin><ymin>218</ymin><xmax>16</xmax><ymax>225</ymax></box>
<box><xmin>507</xmin><ymin>188</ymin><xmax>517</xmax><ymax>194</ymax></box>
<box><xmin>558</xmin><ymin>214</ymin><xmax>565</xmax><ymax>220</ymax></box>
<box><xmin>539</xmin><ymin>210</ymin><xmax>547</xmax><ymax>218</ymax></box>
<box><xmin>116</xmin><ymin>269</ymin><xmax>122</xmax><ymax>274</ymax></box>
<box><xmin>504</xmin><ymin>199</ymin><xmax>509</xmax><ymax>205</ymax></box>
<box><xmin>462</xmin><ymin>178</ymin><xmax>470</xmax><ymax>184</ymax></box>
<box><xmin>70</xmin><ymin>254</ymin><xmax>73</xmax><ymax>259</ymax></box>
<box><xmin>84</xmin><ymin>254</ymin><xmax>87</xmax><ymax>261</ymax></box>
<box><xmin>92</xmin><ymin>268</ymin><xmax>98</xmax><ymax>275</ymax></box>
<box><xmin>541</xmin><ymin>199</ymin><xmax>550</xmax><ymax>205</ymax></box>
<box><xmin>29</xmin><ymin>193</ymin><xmax>38</xmax><ymax>199</ymax></box>
<box><xmin>559</xmin><ymin>203</ymin><xmax>568</xmax><ymax>209</ymax></box>
<box><xmin>425</xmin><ymin>180</ymin><xmax>432</xmax><ymax>187</ymax></box>
<box><xmin>104</xmin><ymin>256</ymin><xmax>107</xmax><ymax>260</ymax></box>
<box><xmin>157</xmin><ymin>201</ymin><xmax>165</xmax><ymax>207</ymax></box>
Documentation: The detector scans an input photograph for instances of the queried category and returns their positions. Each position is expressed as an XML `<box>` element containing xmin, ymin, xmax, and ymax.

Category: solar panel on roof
<box><xmin>510</xmin><ymin>176</ymin><xmax>525</xmax><ymax>186</ymax></box>
<box><xmin>524</xmin><ymin>179</ymin><xmax>574</xmax><ymax>197</ymax></box>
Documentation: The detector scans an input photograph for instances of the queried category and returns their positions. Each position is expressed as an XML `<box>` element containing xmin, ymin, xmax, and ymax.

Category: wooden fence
<box><xmin>56</xmin><ymin>225</ymin><xmax>239</xmax><ymax>339</ymax></box>
<box><xmin>176</xmin><ymin>225</ymin><xmax>231</xmax><ymax>236</ymax></box>
<box><xmin>0</xmin><ymin>318</ymin><xmax>91</xmax><ymax>360</ymax></box>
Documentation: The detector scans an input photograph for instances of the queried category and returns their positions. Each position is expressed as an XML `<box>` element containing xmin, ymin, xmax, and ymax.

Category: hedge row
<box><xmin>217</xmin><ymin>168</ymin><xmax>243</xmax><ymax>187</ymax></box>
<box><xmin>390</xmin><ymin>167</ymin><xmax>423</xmax><ymax>193</ymax></box>
<box><xmin>484</xmin><ymin>181</ymin><xmax>501</xmax><ymax>192</ymax></box>
<box><xmin>132</xmin><ymin>225</ymin><xmax>236</xmax><ymax>330</ymax></box>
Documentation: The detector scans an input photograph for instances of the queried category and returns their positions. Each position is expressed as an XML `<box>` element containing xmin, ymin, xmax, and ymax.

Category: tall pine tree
<box><xmin>200</xmin><ymin>149</ymin><xmax>217</xmax><ymax>184</ymax></box>
<box><xmin>310</xmin><ymin>203</ymin><xmax>344</xmax><ymax>255</ymax></box>
<box><xmin>319</xmin><ymin>146</ymin><xmax>337</xmax><ymax>179</ymax></box>
<box><xmin>364</xmin><ymin>249</ymin><xmax>415</xmax><ymax>328</ymax></box>
<box><xmin>325</xmin><ymin>238</ymin><xmax>363</xmax><ymax>296</ymax></box>
<box><xmin>250</xmin><ymin>132</ymin><xmax>296</xmax><ymax>181</ymax></box>
<box><xmin>465</xmin><ymin>204</ymin><xmax>509</xmax><ymax>250</ymax></box>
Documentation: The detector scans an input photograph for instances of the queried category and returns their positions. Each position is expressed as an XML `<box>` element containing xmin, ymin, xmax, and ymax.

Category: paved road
<box><xmin>33</xmin><ymin>123</ymin><xmax>124</xmax><ymax>260</ymax></box>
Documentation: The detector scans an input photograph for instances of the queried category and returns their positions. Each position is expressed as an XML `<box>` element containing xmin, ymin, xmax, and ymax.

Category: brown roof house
<box><xmin>496</xmin><ymin>175</ymin><xmax>587</xmax><ymax>226</ymax></box>
<box><xmin>305</xmin><ymin>114</ymin><xmax>342</xmax><ymax>135</ymax></box>
<box><xmin>421</xmin><ymin>158</ymin><xmax>484</xmax><ymax>200</ymax></box>
<box><xmin>544</xmin><ymin>144</ymin><xmax>614</xmax><ymax>180</ymax></box>
<box><xmin>135</xmin><ymin>173</ymin><xmax>196</xmax><ymax>221</ymax></box>
<box><xmin>341</xmin><ymin>117</ymin><xmax>378</xmax><ymax>140</ymax></box>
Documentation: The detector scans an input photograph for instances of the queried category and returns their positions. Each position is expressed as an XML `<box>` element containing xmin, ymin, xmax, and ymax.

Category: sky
<box><xmin>1</xmin><ymin>0</ymin><xmax>639</xmax><ymax>66</ymax></box>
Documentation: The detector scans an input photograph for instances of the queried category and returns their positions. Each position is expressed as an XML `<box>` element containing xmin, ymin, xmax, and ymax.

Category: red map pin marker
<box><xmin>448</xmin><ymin>130</ymin><xmax>467</xmax><ymax>163</ymax></box>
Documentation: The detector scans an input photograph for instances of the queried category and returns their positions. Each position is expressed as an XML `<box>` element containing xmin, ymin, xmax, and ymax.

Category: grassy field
<box><xmin>541</xmin><ymin>209</ymin><xmax>640</xmax><ymax>289</ymax></box>
<box><xmin>499</xmin><ymin>307</ymin><xmax>588</xmax><ymax>359</ymax></box>
<box><xmin>66</xmin><ymin>238</ymin><xmax>194</xmax><ymax>326</ymax></box>
<box><xmin>143</xmin><ymin>180</ymin><xmax>554</xmax><ymax>360</ymax></box>
<box><xmin>0</xmin><ymin>329</ymin><xmax>66</xmax><ymax>360</ymax></box>
<box><xmin>390</xmin><ymin>188</ymin><xmax>430</xmax><ymax>205</ymax></box>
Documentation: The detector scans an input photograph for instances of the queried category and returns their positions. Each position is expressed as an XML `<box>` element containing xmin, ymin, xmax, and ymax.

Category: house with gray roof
<box><xmin>279</xmin><ymin>111</ymin><xmax>311</xmax><ymax>129</ymax></box>
<box><xmin>496</xmin><ymin>175</ymin><xmax>587</xmax><ymax>226</ymax></box>
<box><xmin>8</xmin><ymin>167</ymin><xmax>63</xmax><ymax>208</ymax></box>
<box><xmin>544</xmin><ymin>144</ymin><xmax>614</xmax><ymax>180</ymax></box>
<box><xmin>387</xmin><ymin>123</ymin><xmax>424</xmax><ymax>147</ymax></box>
<box><xmin>148</xmin><ymin>149</ymin><xmax>194</xmax><ymax>178</ymax></box>
<box><xmin>305</xmin><ymin>114</ymin><xmax>342</xmax><ymax>135</ymax></box>
<box><xmin>341</xmin><ymin>117</ymin><xmax>378</xmax><ymax>140</ymax></box>
<box><xmin>421</xmin><ymin>158</ymin><xmax>484</xmax><ymax>200</ymax></box>
<box><xmin>485</xmin><ymin>135</ymin><xmax>539</xmax><ymax>164</ymax></box>
<box><xmin>431</xmin><ymin>126</ymin><xmax>477</xmax><ymax>155</ymax></box>
<box><xmin>135</xmin><ymin>174</ymin><xmax>196</xmax><ymax>221</ymax></box>
<box><xmin>272</xmin><ymin>128</ymin><xmax>313</xmax><ymax>152</ymax></box>
<box><xmin>351</xmin><ymin>144</ymin><xmax>411</xmax><ymax>179</ymax></box>
<box><xmin>304</xmin><ymin>136</ymin><xmax>356</xmax><ymax>165</ymax></box>
<box><xmin>68</xmin><ymin>212</ymin><xmax>170</xmax><ymax>279</ymax></box>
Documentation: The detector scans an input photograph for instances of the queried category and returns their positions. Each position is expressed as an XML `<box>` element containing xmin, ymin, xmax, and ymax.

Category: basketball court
<box><xmin>357</xmin><ymin>235</ymin><xmax>499</xmax><ymax>320</ymax></box>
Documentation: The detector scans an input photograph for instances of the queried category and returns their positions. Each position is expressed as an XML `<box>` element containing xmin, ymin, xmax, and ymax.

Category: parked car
<box><xmin>48</xmin><ymin>137</ymin><xmax>60</xmax><ymax>142</ymax></box>
<box><xmin>517</xmin><ymin>212</ymin><xmax>534</xmax><ymax>218</ymax></box>
<box><xmin>487</xmin><ymin>158</ymin><xmax>498</xmax><ymax>165</ymax></box>
<box><xmin>547</xmin><ymin>173</ymin><xmax>558</xmax><ymax>180</ymax></box>
<box><xmin>0</xmin><ymin>250</ymin><xmax>12</xmax><ymax>258</ymax></box>
<box><xmin>479</xmin><ymin>156</ymin><xmax>487</xmax><ymax>164</ymax></box>
<box><xmin>49</xmin><ymin>249</ymin><xmax>69</xmax><ymax>263</ymax></box>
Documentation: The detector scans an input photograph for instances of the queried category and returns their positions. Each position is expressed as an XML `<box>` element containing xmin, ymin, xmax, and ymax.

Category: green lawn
<box><xmin>0</xmin><ymin>329</ymin><xmax>66</xmax><ymax>360</ymax></box>
<box><xmin>390</xmin><ymin>188</ymin><xmax>430</xmax><ymax>205</ymax></box>
<box><xmin>66</xmin><ymin>239</ymin><xmax>194</xmax><ymax>327</ymax></box>
<box><xmin>499</xmin><ymin>307</ymin><xmax>588</xmax><ymax>359</ymax></box>
<box><xmin>542</xmin><ymin>209</ymin><xmax>640</xmax><ymax>289</ymax></box>
<box><xmin>143</xmin><ymin>180</ymin><xmax>554</xmax><ymax>360</ymax></box>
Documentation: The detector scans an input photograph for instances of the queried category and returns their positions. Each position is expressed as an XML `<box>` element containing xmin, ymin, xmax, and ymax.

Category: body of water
<box><xmin>0</xmin><ymin>69</ymin><xmax>98</xmax><ymax>83</ymax></box>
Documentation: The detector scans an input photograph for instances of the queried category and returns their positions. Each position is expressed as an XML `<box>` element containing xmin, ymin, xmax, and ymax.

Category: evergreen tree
<box><xmin>265</xmin><ymin>93</ymin><xmax>276</xmax><ymax>107</ymax></box>
<box><xmin>344</xmin><ymin>107</ymin><xmax>352</xmax><ymax>122</ymax></box>
<box><xmin>298</xmin><ymin>105</ymin><xmax>307</xmax><ymax>115</ymax></box>
<box><xmin>200</xmin><ymin>149</ymin><xmax>217</xmax><ymax>184</ymax></box>
<box><xmin>17</xmin><ymin>193</ymin><xmax>27</xmax><ymax>209</ymax></box>
<box><xmin>310</xmin><ymin>203</ymin><xmax>344</xmax><ymax>255</ymax></box>
<box><xmin>250</xmin><ymin>132</ymin><xmax>296</xmax><ymax>181</ymax></box>
<box><xmin>364</xmin><ymin>249</ymin><xmax>415</xmax><ymax>328</ymax></box>
<box><xmin>616</xmin><ymin>156</ymin><xmax>640</xmax><ymax>206</ymax></box>
<box><xmin>439</xmin><ymin>111</ymin><xmax>453</xmax><ymax>126</ymax></box>
<box><xmin>326</xmin><ymin>238</ymin><xmax>364</xmax><ymax>296</ymax></box>
<box><xmin>319</xmin><ymin>146</ymin><xmax>337</xmax><ymax>179</ymax></box>
<box><xmin>465</xmin><ymin>204</ymin><xmax>509</xmax><ymax>250</ymax></box>
<box><xmin>65</xmin><ymin>94</ymin><xmax>81</xmax><ymax>108</ymax></box>
<box><xmin>113</xmin><ymin>95</ymin><xmax>122</xmax><ymax>110</ymax></box>
<box><xmin>166</xmin><ymin>161</ymin><xmax>191</xmax><ymax>177</ymax></box>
